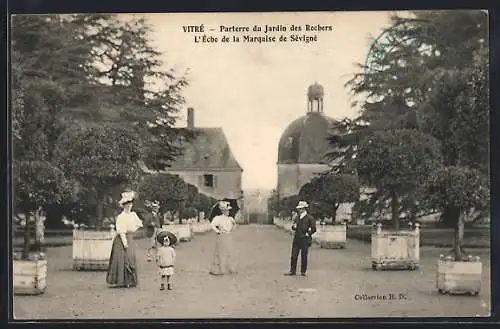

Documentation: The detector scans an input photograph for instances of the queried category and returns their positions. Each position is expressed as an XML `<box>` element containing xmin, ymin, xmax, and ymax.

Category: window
<box><xmin>203</xmin><ymin>174</ymin><xmax>214</xmax><ymax>187</ymax></box>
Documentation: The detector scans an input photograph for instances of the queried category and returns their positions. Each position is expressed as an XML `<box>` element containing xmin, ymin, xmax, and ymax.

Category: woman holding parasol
<box><xmin>208</xmin><ymin>199</ymin><xmax>239</xmax><ymax>275</ymax></box>
<box><xmin>208</xmin><ymin>198</ymin><xmax>240</xmax><ymax>221</ymax></box>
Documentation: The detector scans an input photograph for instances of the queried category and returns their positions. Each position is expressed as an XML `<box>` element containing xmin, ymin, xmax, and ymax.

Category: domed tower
<box><xmin>277</xmin><ymin>83</ymin><xmax>338</xmax><ymax>198</ymax></box>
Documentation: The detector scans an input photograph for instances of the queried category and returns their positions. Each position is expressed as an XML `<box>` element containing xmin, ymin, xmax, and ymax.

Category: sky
<box><xmin>138</xmin><ymin>11</ymin><xmax>404</xmax><ymax>190</ymax></box>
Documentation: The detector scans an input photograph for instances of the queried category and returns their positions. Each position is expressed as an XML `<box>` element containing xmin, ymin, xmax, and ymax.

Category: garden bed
<box><xmin>346</xmin><ymin>225</ymin><xmax>490</xmax><ymax>248</ymax></box>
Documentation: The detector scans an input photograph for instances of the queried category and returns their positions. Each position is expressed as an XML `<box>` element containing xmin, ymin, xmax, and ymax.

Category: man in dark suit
<box><xmin>284</xmin><ymin>201</ymin><xmax>317</xmax><ymax>276</ymax></box>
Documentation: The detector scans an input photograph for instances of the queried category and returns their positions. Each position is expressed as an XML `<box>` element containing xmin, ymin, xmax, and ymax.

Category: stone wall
<box><xmin>165</xmin><ymin>169</ymin><xmax>242</xmax><ymax>200</ymax></box>
<box><xmin>277</xmin><ymin>163</ymin><xmax>329</xmax><ymax>198</ymax></box>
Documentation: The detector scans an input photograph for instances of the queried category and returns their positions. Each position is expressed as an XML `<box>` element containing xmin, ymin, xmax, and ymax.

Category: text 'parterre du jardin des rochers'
<box><xmin>182</xmin><ymin>24</ymin><xmax>334</xmax><ymax>44</ymax></box>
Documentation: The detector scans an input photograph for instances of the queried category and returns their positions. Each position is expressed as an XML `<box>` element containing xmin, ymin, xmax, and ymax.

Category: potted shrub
<box><xmin>273</xmin><ymin>215</ymin><xmax>284</xmax><ymax>229</ymax></box>
<box><xmin>284</xmin><ymin>213</ymin><xmax>295</xmax><ymax>234</ymax></box>
<box><xmin>299</xmin><ymin>173</ymin><xmax>360</xmax><ymax>249</ymax></box>
<box><xmin>424</xmin><ymin>166</ymin><xmax>489</xmax><ymax>295</ymax></box>
<box><xmin>54</xmin><ymin>126</ymin><xmax>144</xmax><ymax>271</ymax></box>
<box><xmin>13</xmin><ymin>209</ymin><xmax>48</xmax><ymax>296</ymax></box>
<box><xmin>192</xmin><ymin>193</ymin><xmax>217</xmax><ymax>233</ymax></box>
<box><xmin>277</xmin><ymin>196</ymin><xmax>299</xmax><ymax>234</ymax></box>
<box><xmin>183</xmin><ymin>206</ymin><xmax>205</xmax><ymax>234</ymax></box>
<box><xmin>353</xmin><ymin>129</ymin><xmax>442</xmax><ymax>270</ymax></box>
<box><xmin>139</xmin><ymin>173</ymin><xmax>193</xmax><ymax>242</ymax></box>
<box><xmin>13</xmin><ymin>161</ymin><xmax>73</xmax><ymax>295</ymax></box>
<box><xmin>268</xmin><ymin>194</ymin><xmax>283</xmax><ymax>228</ymax></box>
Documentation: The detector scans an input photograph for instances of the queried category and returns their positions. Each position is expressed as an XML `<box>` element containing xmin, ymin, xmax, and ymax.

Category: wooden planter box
<box><xmin>371</xmin><ymin>223</ymin><xmax>420</xmax><ymax>270</ymax></box>
<box><xmin>72</xmin><ymin>229</ymin><xmax>115</xmax><ymax>271</ymax></box>
<box><xmin>437</xmin><ymin>256</ymin><xmax>482</xmax><ymax>296</ymax></box>
<box><xmin>275</xmin><ymin>217</ymin><xmax>286</xmax><ymax>229</ymax></box>
<box><xmin>164</xmin><ymin>224</ymin><xmax>193</xmax><ymax>242</ymax></box>
<box><xmin>13</xmin><ymin>258</ymin><xmax>47</xmax><ymax>295</ymax></box>
<box><xmin>191</xmin><ymin>221</ymin><xmax>212</xmax><ymax>234</ymax></box>
<box><xmin>315</xmin><ymin>223</ymin><xmax>347</xmax><ymax>249</ymax></box>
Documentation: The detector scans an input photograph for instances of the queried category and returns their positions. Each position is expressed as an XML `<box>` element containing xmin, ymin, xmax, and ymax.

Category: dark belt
<box><xmin>159</xmin><ymin>265</ymin><xmax>174</xmax><ymax>268</ymax></box>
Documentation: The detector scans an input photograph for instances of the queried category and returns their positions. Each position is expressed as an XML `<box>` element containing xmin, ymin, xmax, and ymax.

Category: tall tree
<box><xmin>71</xmin><ymin>14</ymin><xmax>193</xmax><ymax>170</ymax></box>
<box><xmin>331</xmin><ymin>10</ymin><xmax>489</xmax><ymax>232</ymax></box>
<box><xmin>11</xmin><ymin>14</ymin><xmax>95</xmax><ymax>162</ymax></box>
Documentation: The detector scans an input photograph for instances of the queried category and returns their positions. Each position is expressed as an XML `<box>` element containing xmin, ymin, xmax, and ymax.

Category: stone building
<box><xmin>274</xmin><ymin>83</ymin><xmax>357</xmax><ymax>222</ymax></box>
<box><xmin>143</xmin><ymin>107</ymin><xmax>246</xmax><ymax>223</ymax></box>
<box><xmin>277</xmin><ymin>82</ymin><xmax>338</xmax><ymax>198</ymax></box>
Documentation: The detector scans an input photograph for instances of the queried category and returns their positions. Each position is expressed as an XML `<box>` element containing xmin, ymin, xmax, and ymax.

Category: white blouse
<box><xmin>211</xmin><ymin>215</ymin><xmax>236</xmax><ymax>234</ymax></box>
<box><xmin>115</xmin><ymin>211</ymin><xmax>143</xmax><ymax>234</ymax></box>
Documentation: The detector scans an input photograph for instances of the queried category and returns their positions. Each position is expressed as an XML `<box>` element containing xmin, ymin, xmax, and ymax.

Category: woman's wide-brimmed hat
<box><xmin>296</xmin><ymin>201</ymin><xmax>309</xmax><ymax>209</ymax></box>
<box><xmin>119</xmin><ymin>191</ymin><xmax>136</xmax><ymax>205</ymax></box>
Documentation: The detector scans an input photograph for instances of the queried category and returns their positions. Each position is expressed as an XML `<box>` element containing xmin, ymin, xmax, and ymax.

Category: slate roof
<box><xmin>278</xmin><ymin>112</ymin><xmax>338</xmax><ymax>164</ymax></box>
<box><xmin>168</xmin><ymin>127</ymin><xmax>243</xmax><ymax>171</ymax></box>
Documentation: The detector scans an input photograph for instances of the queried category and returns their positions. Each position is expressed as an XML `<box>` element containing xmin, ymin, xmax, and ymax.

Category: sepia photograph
<box><xmin>10</xmin><ymin>10</ymin><xmax>490</xmax><ymax>319</ymax></box>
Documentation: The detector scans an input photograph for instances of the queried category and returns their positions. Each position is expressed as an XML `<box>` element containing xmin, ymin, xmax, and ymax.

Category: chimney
<box><xmin>187</xmin><ymin>107</ymin><xmax>194</xmax><ymax>129</ymax></box>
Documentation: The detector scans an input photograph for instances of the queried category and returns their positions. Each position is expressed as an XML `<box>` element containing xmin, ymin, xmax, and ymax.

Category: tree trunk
<box><xmin>34</xmin><ymin>208</ymin><xmax>44</xmax><ymax>253</ymax></box>
<box><xmin>94</xmin><ymin>191</ymin><xmax>105</xmax><ymax>230</ymax></box>
<box><xmin>391</xmin><ymin>190</ymin><xmax>399</xmax><ymax>230</ymax></box>
<box><xmin>331</xmin><ymin>203</ymin><xmax>339</xmax><ymax>225</ymax></box>
<box><xmin>22</xmin><ymin>212</ymin><xmax>32</xmax><ymax>260</ymax></box>
<box><xmin>178</xmin><ymin>201</ymin><xmax>186</xmax><ymax>224</ymax></box>
<box><xmin>454</xmin><ymin>211</ymin><xmax>465</xmax><ymax>261</ymax></box>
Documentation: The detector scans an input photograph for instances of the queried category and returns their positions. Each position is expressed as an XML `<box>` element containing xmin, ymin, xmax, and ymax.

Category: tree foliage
<box><xmin>354</xmin><ymin>129</ymin><xmax>441</xmax><ymax>228</ymax></box>
<box><xmin>330</xmin><ymin>10</ymin><xmax>488</xmax><ymax>235</ymax></box>
<box><xmin>421</xmin><ymin>165</ymin><xmax>489</xmax><ymax>260</ymax></box>
<box><xmin>12</xmin><ymin>15</ymin><xmax>95</xmax><ymax>162</ymax></box>
<box><xmin>355</xmin><ymin>129</ymin><xmax>442</xmax><ymax>189</ymax></box>
<box><xmin>54</xmin><ymin>126</ymin><xmax>144</xmax><ymax>187</ymax></box>
<box><xmin>138</xmin><ymin>173</ymin><xmax>189</xmax><ymax>217</ymax></box>
<box><xmin>299</xmin><ymin>173</ymin><xmax>360</xmax><ymax>222</ymax></box>
<box><xmin>14</xmin><ymin>161</ymin><xmax>74</xmax><ymax>214</ymax></box>
<box><xmin>188</xmin><ymin>192</ymin><xmax>216</xmax><ymax>216</ymax></box>
<box><xmin>67</xmin><ymin>14</ymin><xmax>192</xmax><ymax>170</ymax></box>
<box><xmin>422</xmin><ymin>166</ymin><xmax>489</xmax><ymax>213</ymax></box>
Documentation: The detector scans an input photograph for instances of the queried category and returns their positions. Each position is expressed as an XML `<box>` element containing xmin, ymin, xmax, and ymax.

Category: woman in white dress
<box><xmin>106</xmin><ymin>191</ymin><xmax>143</xmax><ymax>288</ymax></box>
<box><xmin>209</xmin><ymin>201</ymin><xmax>237</xmax><ymax>275</ymax></box>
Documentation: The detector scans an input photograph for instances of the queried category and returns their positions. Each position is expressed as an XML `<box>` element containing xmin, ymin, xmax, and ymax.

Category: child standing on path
<box><xmin>156</xmin><ymin>231</ymin><xmax>176</xmax><ymax>291</ymax></box>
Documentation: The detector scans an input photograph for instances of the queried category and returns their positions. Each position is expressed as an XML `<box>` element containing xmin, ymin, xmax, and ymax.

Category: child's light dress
<box><xmin>156</xmin><ymin>246</ymin><xmax>176</xmax><ymax>276</ymax></box>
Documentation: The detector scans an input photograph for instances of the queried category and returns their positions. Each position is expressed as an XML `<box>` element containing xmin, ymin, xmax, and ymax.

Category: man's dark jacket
<box><xmin>292</xmin><ymin>213</ymin><xmax>317</xmax><ymax>244</ymax></box>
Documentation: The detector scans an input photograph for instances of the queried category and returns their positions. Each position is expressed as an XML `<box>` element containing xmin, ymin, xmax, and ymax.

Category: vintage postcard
<box><xmin>10</xmin><ymin>10</ymin><xmax>490</xmax><ymax>320</ymax></box>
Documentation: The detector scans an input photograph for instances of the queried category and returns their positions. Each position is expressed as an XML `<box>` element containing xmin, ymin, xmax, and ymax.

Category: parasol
<box><xmin>208</xmin><ymin>198</ymin><xmax>240</xmax><ymax>222</ymax></box>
